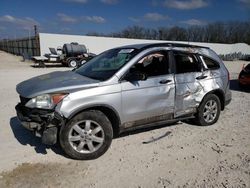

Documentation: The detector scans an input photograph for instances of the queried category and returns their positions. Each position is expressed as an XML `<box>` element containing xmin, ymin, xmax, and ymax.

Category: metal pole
<box><xmin>6</xmin><ymin>36</ymin><xmax>9</xmax><ymax>53</ymax></box>
<box><xmin>28</xmin><ymin>28</ymin><xmax>31</xmax><ymax>57</ymax></box>
<box><xmin>14</xmin><ymin>33</ymin><xmax>17</xmax><ymax>55</ymax></box>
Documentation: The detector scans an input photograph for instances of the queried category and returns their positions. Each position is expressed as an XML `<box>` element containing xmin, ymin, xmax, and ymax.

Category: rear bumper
<box><xmin>224</xmin><ymin>82</ymin><xmax>232</xmax><ymax>107</ymax></box>
<box><xmin>239</xmin><ymin>78</ymin><xmax>250</xmax><ymax>85</ymax></box>
<box><xmin>238</xmin><ymin>71</ymin><xmax>250</xmax><ymax>85</ymax></box>
<box><xmin>225</xmin><ymin>98</ymin><xmax>231</xmax><ymax>106</ymax></box>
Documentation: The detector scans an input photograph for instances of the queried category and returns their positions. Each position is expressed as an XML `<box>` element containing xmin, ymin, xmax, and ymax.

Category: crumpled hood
<box><xmin>16</xmin><ymin>71</ymin><xmax>99</xmax><ymax>98</ymax></box>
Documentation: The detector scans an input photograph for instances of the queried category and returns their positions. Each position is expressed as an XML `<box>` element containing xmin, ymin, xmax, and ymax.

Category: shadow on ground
<box><xmin>10</xmin><ymin>115</ymin><xmax>183</xmax><ymax>146</ymax></box>
<box><xmin>10</xmin><ymin>117</ymin><xmax>202</xmax><ymax>153</ymax></box>
<box><xmin>118</xmin><ymin>121</ymin><xmax>181</xmax><ymax>138</ymax></box>
<box><xmin>31</xmin><ymin>63</ymin><xmax>68</xmax><ymax>68</ymax></box>
<box><xmin>9</xmin><ymin>117</ymin><xmax>66</xmax><ymax>157</ymax></box>
<box><xmin>230</xmin><ymin>79</ymin><xmax>250</xmax><ymax>93</ymax></box>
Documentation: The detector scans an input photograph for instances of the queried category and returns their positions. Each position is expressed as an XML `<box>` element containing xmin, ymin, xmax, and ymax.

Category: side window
<box><xmin>202</xmin><ymin>56</ymin><xmax>220</xmax><ymax>70</ymax></box>
<box><xmin>132</xmin><ymin>51</ymin><xmax>169</xmax><ymax>77</ymax></box>
<box><xmin>173</xmin><ymin>51</ymin><xmax>201</xmax><ymax>74</ymax></box>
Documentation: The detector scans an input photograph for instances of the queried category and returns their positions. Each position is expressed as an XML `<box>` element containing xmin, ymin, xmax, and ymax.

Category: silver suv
<box><xmin>16</xmin><ymin>43</ymin><xmax>231</xmax><ymax>159</ymax></box>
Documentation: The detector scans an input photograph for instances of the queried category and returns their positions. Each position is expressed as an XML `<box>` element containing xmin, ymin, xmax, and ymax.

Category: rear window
<box><xmin>202</xmin><ymin>56</ymin><xmax>220</xmax><ymax>70</ymax></box>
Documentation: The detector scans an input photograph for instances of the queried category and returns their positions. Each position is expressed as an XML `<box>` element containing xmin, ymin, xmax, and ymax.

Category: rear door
<box><xmin>172</xmin><ymin>50</ymin><xmax>207</xmax><ymax>117</ymax></box>
<box><xmin>199</xmin><ymin>55</ymin><xmax>224</xmax><ymax>88</ymax></box>
<box><xmin>120</xmin><ymin>50</ymin><xmax>175</xmax><ymax>128</ymax></box>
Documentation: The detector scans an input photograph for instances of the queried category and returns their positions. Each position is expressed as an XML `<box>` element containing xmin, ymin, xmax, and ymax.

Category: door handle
<box><xmin>159</xmin><ymin>79</ymin><xmax>172</xmax><ymax>84</ymax></box>
<box><xmin>196</xmin><ymin>75</ymin><xmax>207</xmax><ymax>80</ymax></box>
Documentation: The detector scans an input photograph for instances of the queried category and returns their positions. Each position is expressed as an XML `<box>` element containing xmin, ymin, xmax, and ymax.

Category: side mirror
<box><xmin>125</xmin><ymin>71</ymin><xmax>147</xmax><ymax>81</ymax></box>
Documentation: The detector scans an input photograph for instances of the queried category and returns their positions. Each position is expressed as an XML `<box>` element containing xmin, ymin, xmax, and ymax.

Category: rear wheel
<box><xmin>195</xmin><ymin>94</ymin><xmax>221</xmax><ymax>126</ymax></box>
<box><xmin>60</xmin><ymin>110</ymin><xmax>113</xmax><ymax>160</ymax></box>
<box><xmin>81</xmin><ymin>59</ymin><xmax>87</xmax><ymax>65</ymax></box>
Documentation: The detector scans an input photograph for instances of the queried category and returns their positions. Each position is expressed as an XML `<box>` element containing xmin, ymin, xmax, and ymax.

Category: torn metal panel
<box><xmin>174</xmin><ymin>72</ymin><xmax>204</xmax><ymax>117</ymax></box>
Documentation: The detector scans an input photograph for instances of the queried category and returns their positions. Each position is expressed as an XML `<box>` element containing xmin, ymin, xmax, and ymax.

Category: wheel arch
<box><xmin>67</xmin><ymin>104</ymin><xmax>121</xmax><ymax>137</ymax></box>
<box><xmin>202</xmin><ymin>89</ymin><xmax>225</xmax><ymax>111</ymax></box>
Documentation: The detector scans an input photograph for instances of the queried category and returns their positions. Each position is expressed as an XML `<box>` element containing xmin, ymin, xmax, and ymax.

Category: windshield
<box><xmin>75</xmin><ymin>48</ymin><xmax>138</xmax><ymax>81</ymax></box>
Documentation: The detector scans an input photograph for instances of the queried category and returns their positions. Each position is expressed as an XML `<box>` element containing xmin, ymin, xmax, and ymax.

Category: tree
<box><xmin>88</xmin><ymin>21</ymin><xmax>250</xmax><ymax>44</ymax></box>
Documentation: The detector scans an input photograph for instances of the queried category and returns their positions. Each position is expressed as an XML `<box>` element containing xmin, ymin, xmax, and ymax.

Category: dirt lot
<box><xmin>0</xmin><ymin>51</ymin><xmax>249</xmax><ymax>188</ymax></box>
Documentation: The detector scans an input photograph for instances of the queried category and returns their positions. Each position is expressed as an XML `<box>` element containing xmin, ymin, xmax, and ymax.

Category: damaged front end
<box><xmin>15</xmin><ymin>95</ymin><xmax>65</xmax><ymax>145</ymax></box>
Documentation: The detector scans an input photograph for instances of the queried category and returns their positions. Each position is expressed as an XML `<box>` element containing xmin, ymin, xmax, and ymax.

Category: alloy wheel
<box><xmin>68</xmin><ymin>120</ymin><xmax>104</xmax><ymax>154</ymax></box>
<box><xmin>203</xmin><ymin>99</ymin><xmax>218</xmax><ymax>123</ymax></box>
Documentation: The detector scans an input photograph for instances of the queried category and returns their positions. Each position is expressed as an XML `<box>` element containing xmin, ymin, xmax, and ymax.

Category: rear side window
<box><xmin>202</xmin><ymin>56</ymin><xmax>220</xmax><ymax>70</ymax></box>
<box><xmin>173</xmin><ymin>51</ymin><xmax>201</xmax><ymax>74</ymax></box>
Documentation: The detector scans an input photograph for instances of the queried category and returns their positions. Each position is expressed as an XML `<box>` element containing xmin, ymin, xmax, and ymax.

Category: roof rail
<box><xmin>142</xmin><ymin>43</ymin><xmax>210</xmax><ymax>50</ymax></box>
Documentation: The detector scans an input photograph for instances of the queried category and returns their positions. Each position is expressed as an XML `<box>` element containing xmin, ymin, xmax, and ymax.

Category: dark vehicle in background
<box><xmin>239</xmin><ymin>63</ymin><xmax>250</xmax><ymax>88</ymax></box>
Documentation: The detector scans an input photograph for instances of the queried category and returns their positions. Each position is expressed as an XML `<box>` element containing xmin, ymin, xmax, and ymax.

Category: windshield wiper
<box><xmin>84</xmin><ymin>74</ymin><xmax>104</xmax><ymax>81</ymax></box>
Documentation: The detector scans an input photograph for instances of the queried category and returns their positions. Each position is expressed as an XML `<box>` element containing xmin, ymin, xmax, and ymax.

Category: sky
<box><xmin>0</xmin><ymin>0</ymin><xmax>250</xmax><ymax>39</ymax></box>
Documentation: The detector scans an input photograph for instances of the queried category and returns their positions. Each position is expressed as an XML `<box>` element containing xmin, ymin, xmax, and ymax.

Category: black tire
<box><xmin>194</xmin><ymin>94</ymin><xmax>221</xmax><ymax>126</ymax></box>
<box><xmin>67</xmin><ymin>58</ymin><xmax>78</xmax><ymax>68</ymax></box>
<box><xmin>80</xmin><ymin>59</ymin><xmax>87</xmax><ymax>65</ymax></box>
<box><xmin>60</xmin><ymin>110</ymin><xmax>113</xmax><ymax>160</ymax></box>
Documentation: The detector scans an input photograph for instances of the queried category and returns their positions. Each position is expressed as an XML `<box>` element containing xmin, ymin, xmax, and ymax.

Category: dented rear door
<box><xmin>172</xmin><ymin>50</ymin><xmax>206</xmax><ymax>117</ymax></box>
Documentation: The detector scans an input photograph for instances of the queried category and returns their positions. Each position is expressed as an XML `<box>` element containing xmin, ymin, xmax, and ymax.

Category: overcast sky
<box><xmin>0</xmin><ymin>0</ymin><xmax>250</xmax><ymax>39</ymax></box>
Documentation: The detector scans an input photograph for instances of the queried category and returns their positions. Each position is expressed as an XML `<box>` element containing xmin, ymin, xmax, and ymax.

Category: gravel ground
<box><xmin>0</xmin><ymin>51</ymin><xmax>249</xmax><ymax>188</ymax></box>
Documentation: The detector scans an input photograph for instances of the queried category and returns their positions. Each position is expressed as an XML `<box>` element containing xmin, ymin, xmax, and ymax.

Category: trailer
<box><xmin>33</xmin><ymin>42</ymin><xmax>96</xmax><ymax>68</ymax></box>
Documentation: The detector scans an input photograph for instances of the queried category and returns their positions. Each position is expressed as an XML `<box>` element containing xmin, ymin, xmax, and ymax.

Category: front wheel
<box><xmin>60</xmin><ymin>110</ymin><xmax>113</xmax><ymax>160</ymax></box>
<box><xmin>195</xmin><ymin>94</ymin><xmax>221</xmax><ymax>126</ymax></box>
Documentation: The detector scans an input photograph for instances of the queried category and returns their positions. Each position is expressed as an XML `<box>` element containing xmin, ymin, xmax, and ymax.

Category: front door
<box><xmin>120</xmin><ymin>50</ymin><xmax>175</xmax><ymax>128</ymax></box>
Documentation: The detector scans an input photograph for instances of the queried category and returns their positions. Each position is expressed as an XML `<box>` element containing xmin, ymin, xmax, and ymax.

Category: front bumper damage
<box><xmin>15</xmin><ymin>103</ymin><xmax>64</xmax><ymax>145</ymax></box>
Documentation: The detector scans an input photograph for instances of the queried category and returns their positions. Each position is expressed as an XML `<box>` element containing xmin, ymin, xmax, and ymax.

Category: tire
<box><xmin>60</xmin><ymin>110</ymin><xmax>113</xmax><ymax>160</ymax></box>
<box><xmin>81</xmin><ymin>59</ymin><xmax>87</xmax><ymax>65</ymax></box>
<box><xmin>67</xmin><ymin>59</ymin><xmax>78</xmax><ymax>68</ymax></box>
<box><xmin>194</xmin><ymin>94</ymin><xmax>221</xmax><ymax>126</ymax></box>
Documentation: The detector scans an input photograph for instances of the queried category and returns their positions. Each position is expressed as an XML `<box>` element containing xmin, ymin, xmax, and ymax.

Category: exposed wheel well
<box><xmin>68</xmin><ymin>106</ymin><xmax>121</xmax><ymax>137</ymax></box>
<box><xmin>206</xmin><ymin>89</ymin><xmax>225</xmax><ymax>111</ymax></box>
